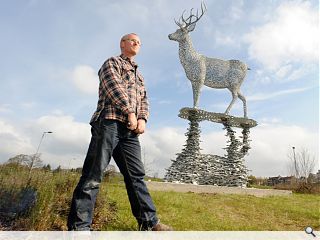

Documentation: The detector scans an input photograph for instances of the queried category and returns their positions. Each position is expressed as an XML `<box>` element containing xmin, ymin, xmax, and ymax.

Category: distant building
<box><xmin>267</xmin><ymin>175</ymin><xmax>295</xmax><ymax>186</ymax></box>
<box><xmin>308</xmin><ymin>170</ymin><xmax>320</xmax><ymax>183</ymax></box>
<box><xmin>267</xmin><ymin>171</ymin><xmax>320</xmax><ymax>186</ymax></box>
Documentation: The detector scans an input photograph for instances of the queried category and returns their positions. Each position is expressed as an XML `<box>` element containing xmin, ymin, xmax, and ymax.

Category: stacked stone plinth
<box><xmin>165</xmin><ymin>108</ymin><xmax>257</xmax><ymax>187</ymax></box>
<box><xmin>165</xmin><ymin>109</ymin><xmax>202</xmax><ymax>184</ymax></box>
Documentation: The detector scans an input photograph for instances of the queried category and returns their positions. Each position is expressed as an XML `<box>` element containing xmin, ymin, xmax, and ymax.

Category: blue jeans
<box><xmin>67</xmin><ymin>119</ymin><xmax>158</xmax><ymax>230</ymax></box>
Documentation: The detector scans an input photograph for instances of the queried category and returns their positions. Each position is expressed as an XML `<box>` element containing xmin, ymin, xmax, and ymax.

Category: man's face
<box><xmin>121</xmin><ymin>34</ymin><xmax>141</xmax><ymax>57</ymax></box>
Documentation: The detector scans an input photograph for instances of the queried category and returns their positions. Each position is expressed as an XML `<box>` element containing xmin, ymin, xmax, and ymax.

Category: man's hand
<box><xmin>127</xmin><ymin>113</ymin><xmax>137</xmax><ymax>130</ymax></box>
<box><xmin>134</xmin><ymin>119</ymin><xmax>146</xmax><ymax>134</ymax></box>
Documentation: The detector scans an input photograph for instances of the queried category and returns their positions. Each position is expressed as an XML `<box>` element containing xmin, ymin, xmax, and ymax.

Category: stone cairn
<box><xmin>164</xmin><ymin>110</ymin><xmax>203</xmax><ymax>184</ymax></box>
<box><xmin>165</xmin><ymin>108</ymin><xmax>257</xmax><ymax>187</ymax></box>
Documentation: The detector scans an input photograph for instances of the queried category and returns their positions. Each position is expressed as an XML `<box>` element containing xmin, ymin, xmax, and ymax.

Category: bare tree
<box><xmin>142</xmin><ymin>147</ymin><xmax>154</xmax><ymax>177</ymax></box>
<box><xmin>7</xmin><ymin>153</ymin><xmax>43</xmax><ymax>170</ymax></box>
<box><xmin>29</xmin><ymin>153</ymin><xmax>43</xmax><ymax>170</ymax></box>
<box><xmin>287</xmin><ymin>147</ymin><xmax>316</xmax><ymax>182</ymax></box>
<box><xmin>6</xmin><ymin>153</ymin><xmax>44</xmax><ymax>186</ymax></box>
<box><xmin>7</xmin><ymin>154</ymin><xmax>30</xmax><ymax>165</ymax></box>
<box><xmin>104</xmin><ymin>164</ymin><xmax>117</xmax><ymax>181</ymax></box>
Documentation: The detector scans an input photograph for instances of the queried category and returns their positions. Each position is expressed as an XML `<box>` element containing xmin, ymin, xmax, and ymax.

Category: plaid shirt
<box><xmin>90</xmin><ymin>54</ymin><xmax>149</xmax><ymax>124</ymax></box>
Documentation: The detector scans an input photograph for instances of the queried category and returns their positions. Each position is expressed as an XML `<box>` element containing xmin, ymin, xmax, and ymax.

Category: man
<box><xmin>67</xmin><ymin>33</ymin><xmax>172</xmax><ymax>231</ymax></box>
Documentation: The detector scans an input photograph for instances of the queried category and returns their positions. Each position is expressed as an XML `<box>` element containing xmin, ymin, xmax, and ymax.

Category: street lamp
<box><xmin>27</xmin><ymin>131</ymin><xmax>53</xmax><ymax>185</ymax></box>
<box><xmin>35</xmin><ymin>131</ymin><xmax>53</xmax><ymax>156</ymax></box>
<box><xmin>292</xmin><ymin>146</ymin><xmax>298</xmax><ymax>178</ymax></box>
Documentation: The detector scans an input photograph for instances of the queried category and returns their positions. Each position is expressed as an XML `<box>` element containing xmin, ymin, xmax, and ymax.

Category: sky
<box><xmin>0</xmin><ymin>0</ymin><xmax>318</xmax><ymax>178</ymax></box>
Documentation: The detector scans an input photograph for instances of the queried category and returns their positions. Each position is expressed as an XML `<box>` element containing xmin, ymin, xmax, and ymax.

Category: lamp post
<box><xmin>292</xmin><ymin>146</ymin><xmax>298</xmax><ymax>179</ymax></box>
<box><xmin>35</xmin><ymin>131</ymin><xmax>53</xmax><ymax>157</ymax></box>
<box><xmin>27</xmin><ymin>131</ymin><xmax>53</xmax><ymax>185</ymax></box>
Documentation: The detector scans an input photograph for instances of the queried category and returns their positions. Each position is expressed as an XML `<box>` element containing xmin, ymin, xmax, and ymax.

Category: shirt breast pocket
<box><xmin>121</xmin><ymin>64</ymin><xmax>134</xmax><ymax>79</ymax></box>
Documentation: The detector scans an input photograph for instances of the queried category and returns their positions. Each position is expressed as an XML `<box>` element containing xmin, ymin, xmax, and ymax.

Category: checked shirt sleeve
<box><xmin>98</xmin><ymin>58</ymin><xmax>134</xmax><ymax>115</ymax></box>
<box><xmin>138</xmin><ymin>81</ymin><xmax>149</xmax><ymax>121</ymax></box>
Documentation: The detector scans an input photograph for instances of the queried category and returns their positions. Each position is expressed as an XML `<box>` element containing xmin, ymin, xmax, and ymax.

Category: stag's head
<box><xmin>168</xmin><ymin>2</ymin><xmax>207</xmax><ymax>42</ymax></box>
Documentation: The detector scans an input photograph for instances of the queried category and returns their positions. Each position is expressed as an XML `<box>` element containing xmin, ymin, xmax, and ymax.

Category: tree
<box><xmin>7</xmin><ymin>154</ymin><xmax>29</xmax><ymax>165</ymax></box>
<box><xmin>43</xmin><ymin>164</ymin><xmax>51</xmax><ymax>171</ymax></box>
<box><xmin>248</xmin><ymin>175</ymin><xmax>257</xmax><ymax>186</ymax></box>
<box><xmin>53</xmin><ymin>165</ymin><xmax>62</xmax><ymax>173</ymax></box>
<box><xmin>142</xmin><ymin>147</ymin><xmax>154</xmax><ymax>177</ymax></box>
<box><xmin>104</xmin><ymin>164</ymin><xmax>117</xmax><ymax>181</ymax></box>
<box><xmin>287</xmin><ymin>147</ymin><xmax>316</xmax><ymax>183</ymax></box>
<box><xmin>29</xmin><ymin>153</ymin><xmax>43</xmax><ymax>170</ymax></box>
<box><xmin>7</xmin><ymin>153</ymin><xmax>44</xmax><ymax>186</ymax></box>
<box><xmin>7</xmin><ymin>153</ymin><xmax>43</xmax><ymax>170</ymax></box>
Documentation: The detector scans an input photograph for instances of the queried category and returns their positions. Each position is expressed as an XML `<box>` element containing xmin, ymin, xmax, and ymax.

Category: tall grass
<box><xmin>0</xmin><ymin>163</ymin><xmax>319</xmax><ymax>231</ymax></box>
<box><xmin>0</xmin><ymin>163</ymin><xmax>114</xmax><ymax>230</ymax></box>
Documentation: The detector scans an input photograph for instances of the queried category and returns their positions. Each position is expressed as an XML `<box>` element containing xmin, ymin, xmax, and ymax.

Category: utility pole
<box><xmin>292</xmin><ymin>146</ymin><xmax>299</xmax><ymax>180</ymax></box>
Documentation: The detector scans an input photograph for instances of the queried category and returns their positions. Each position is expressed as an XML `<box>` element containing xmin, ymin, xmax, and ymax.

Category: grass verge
<box><xmin>0</xmin><ymin>163</ymin><xmax>319</xmax><ymax>231</ymax></box>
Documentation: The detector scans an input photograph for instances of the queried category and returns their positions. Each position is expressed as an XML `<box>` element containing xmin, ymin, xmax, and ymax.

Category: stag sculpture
<box><xmin>169</xmin><ymin>3</ymin><xmax>249</xmax><ymax>118</ymax></box>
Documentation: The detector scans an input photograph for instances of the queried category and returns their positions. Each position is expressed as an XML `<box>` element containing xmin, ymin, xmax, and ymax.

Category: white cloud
<box><xmin>247</xmin><ymin>87</ymin><xmax>309</xmax><ymax>101</ymax></box>
<box><xmin>248</xmin><ymin>123</ymin><xmax>319</xmax><ymax>177</ymax></box>
<box><xmin>286</xmin><ymin>65</ymin><xmax>315</xmax><ymax>82</ymax></box>
<box><xmin>253</xmin><ymin>70</ymin><xmax>272</xmax><ymax>84</ymax></box>
<box><xmin>141</xmin><ymin>123</ymin><xmax>318</xmax><ymax>178</ymax></box>
<box><xmin>244</xmin><ymin>1</ymin><xmax>318</xmax><ymax>70</ymax></box>
<box><xmin>0</xmin><ymin>115</ymin><xmax>318</xmax><ymax>178</ymax></box>
<box><xmin>206</xmin><ymin>101</ymin><xmax>243</xmax><ymax>114</ymax></box>
<box><xmin>26</xmin><ymin>114</ymin><xmax>91</xmax><ymax>168</ymax></box>
<box><xmin>222</xmin><ymin>0</ymin><xmax>244</xmax><ymax>23</ymax></box>
<box><xmin>0</xmin><ymin>114</ymin><xmax>90</xmax><ymax>168</ymax></box>
<box><xmin>157</xmin><ymin>100</ymin><xmax>172</xmax><ymax>105</ymax></box>
<box><xmin>0</xmin><ymin>120</ymin><xmax>33</xmax><ymax>160</ymax></box>
<box><xmin>275</xmin><ymin>64</ymin><xmax>293</xmax><ymax>79</ymax></box>
<box><xmin>0</xmin><ymin>120</ymin><xmax>19</xmax><ymax>137</ymax></box>
<box><xmin>34</xmin><ymin>114</ymin><xmax>91</xmax><ymax>154</ymax></box>
<box><xmin>71</xmin><ymin>65</ymin><xmax>99</xmax><ymax>94</ymax></box>
<box><xmin>0</xmin><ymin>104</ymin><xmax>11</xmax><ymax>113</ymax></box>
<box><xmin>19</xmin><ymin>102</ymin><xmax>37</xmax><ymax>111</ymax></box>
<box><xmin>214</xmin><ymin>31</ymin><xmax>238</xmax><ymax>47</ymax></box>
<box><xmin>229</xmin><ymin>0</ymin><xmax>244</xmax><ymax>21</ymax></box>
<box><xmin>140</xmin><ymin>127</ymin><xmax>185</xmax><ymax>176</ymax></box>
<box><xmin>257</xmin><ymin>117</ymin><xmax>282</xmax><ymax>124</ymax></box>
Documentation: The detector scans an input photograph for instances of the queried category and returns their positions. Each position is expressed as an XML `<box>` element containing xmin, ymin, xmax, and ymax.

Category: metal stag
<box><xmin>168</xmin><ymin>3</ymin><xmax>249</xmax><ymax>118</ymax></box>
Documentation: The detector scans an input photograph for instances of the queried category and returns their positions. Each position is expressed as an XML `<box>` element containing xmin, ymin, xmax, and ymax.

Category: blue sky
<box><xmin>0</xmin><ymin>0</ymin><xmax>318</xmax><ymax>177</ymax></box>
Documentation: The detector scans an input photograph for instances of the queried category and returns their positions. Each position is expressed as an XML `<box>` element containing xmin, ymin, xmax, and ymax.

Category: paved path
<box><xmin>146</xmin><ymin>181</ymin><xmax>292</xmax><ymax>197</ymax></box>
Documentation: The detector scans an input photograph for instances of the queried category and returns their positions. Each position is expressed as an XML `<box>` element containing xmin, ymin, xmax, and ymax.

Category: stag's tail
<box><xmin>241</xmin><ymin>63</ymin><xmax>251</xmax><ymax>72</ymax></box>
<box><xmin>244</xmin><ymin>63</ymin><xmax>251</xmax><ymax>71</ymax></box>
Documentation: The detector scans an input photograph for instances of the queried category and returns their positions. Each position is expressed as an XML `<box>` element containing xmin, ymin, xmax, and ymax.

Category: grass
<box><xmin>0</xmin><ymin>163</ymin><xmax>319</xmax><ymax>231</ymax></box>
<box><xmin>105</xmin><ymin>182</ymin><xmax>320</xmax><ymax>231</ymax></box>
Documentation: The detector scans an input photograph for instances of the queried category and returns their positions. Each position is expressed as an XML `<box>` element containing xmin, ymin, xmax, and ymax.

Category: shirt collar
<box><xmin>120</xmin><ymin>54</ymin><xmax>138</xmax><ymax>68</ymax></box>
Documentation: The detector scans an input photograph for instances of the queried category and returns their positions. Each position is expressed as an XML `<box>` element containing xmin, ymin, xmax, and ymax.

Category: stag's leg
<box><xmin>225</xmin><ymin>91</ymin><xmax>238</xmax><ymax>115</ymax></box>
<box><xmin>238</xmin><ymin>92</ymin><xmax>247</xmax><ymax>118</ymax></box>
<box><xmin>191</xmin><ymin>82</ymin><xmax>201</xmax><ymax>108</ymax></box>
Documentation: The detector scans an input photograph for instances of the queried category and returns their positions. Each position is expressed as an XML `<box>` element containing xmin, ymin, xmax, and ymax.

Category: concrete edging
<box><xmin>146</xmin><ymin>181</ymin><xmax>292</xmax><ymax>197</ymax></box>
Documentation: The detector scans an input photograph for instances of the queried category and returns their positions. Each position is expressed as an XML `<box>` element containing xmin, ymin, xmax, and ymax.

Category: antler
<box><xmin>174</xmin><ymin>1</ymin><xmax>207</xmax><ymax>29</ymax></box>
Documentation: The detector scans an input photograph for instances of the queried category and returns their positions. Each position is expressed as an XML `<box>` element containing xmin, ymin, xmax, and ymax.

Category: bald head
<box><xmin>120</xmin><ymin>33</ymin><xmax>141</xmax><ymax>59</ymax></box>
<box><xmin>120</xmin><ymin>33</ymin><xmax>139</xmax><ymax>42</ymax></box>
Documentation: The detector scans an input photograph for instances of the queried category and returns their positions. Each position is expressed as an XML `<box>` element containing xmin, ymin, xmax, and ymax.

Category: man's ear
<box><xmin>120</xmin><ymin>40</ymin><xmax>125</xmax><ymax>49</ymax></box>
